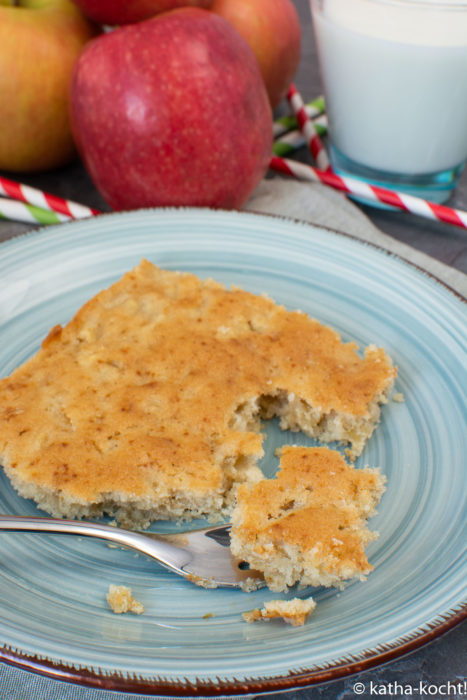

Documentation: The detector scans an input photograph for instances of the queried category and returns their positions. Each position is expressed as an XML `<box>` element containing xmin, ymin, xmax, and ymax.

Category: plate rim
<box><xmin>0</xmin><ymin>207</ymin><xmax>465</xmax><ymax>695</ymax></box>
<box><xmin>0</xmin><ymin>607</ymin><xmax>465</xmax><ymax>696</ymax></box>
<box><xmin>1</xmin><ymin>205</ymin><xmax>466</xmax><ymax>304</ymax></box>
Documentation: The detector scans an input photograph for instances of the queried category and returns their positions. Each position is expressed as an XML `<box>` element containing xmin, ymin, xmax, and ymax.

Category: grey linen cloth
<box><xmin>245</xmin><ymin>179</ymin><xmax>467</xmax><ymax>297</ymax></box>
<box><xmin>0</xmin><ymin>178</ymin><xmax>465</xmax><ymax>700</ymax></box>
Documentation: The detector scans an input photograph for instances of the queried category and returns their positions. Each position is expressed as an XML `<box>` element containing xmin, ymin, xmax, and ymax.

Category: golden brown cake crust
<box><xmin>0</xmin><ymin>261</ymin><xmax>395</xmax><ymax>523</ymax></box>
<box><xmin>231</xmin><ymin>446</ymin><xmax>386</xmax><ymax>592</ymax></box>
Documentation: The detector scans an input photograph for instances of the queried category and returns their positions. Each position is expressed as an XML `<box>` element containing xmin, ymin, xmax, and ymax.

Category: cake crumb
<box><xmin>240</xmin><ymin>576</ymin><xmax>264</xmax><ymax>593</ymax></box>
<box><xmin>106</xmin><ymin>584</ymin><xmax>144</xmax><ymax>615</ymax></box>
<box><xmin>392</xmin><ymin>392</ymin><xmax>405</xmax><ymax>402</ymax></box>
<box><xmin>185</xmin><ymin>573</ymin><xmax>218</xmax><ymax>589</ymax></box>
<box><xmin>243</xmin><ymin>597</ymin><xmax>316</xmax><ymax>627</ymax></box>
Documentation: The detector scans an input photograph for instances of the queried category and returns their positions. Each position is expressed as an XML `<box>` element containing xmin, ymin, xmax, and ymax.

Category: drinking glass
<box><xmin>310</xmin><ymin>0</ymin><xmax>467</xmax><ymax>203</ymax></box>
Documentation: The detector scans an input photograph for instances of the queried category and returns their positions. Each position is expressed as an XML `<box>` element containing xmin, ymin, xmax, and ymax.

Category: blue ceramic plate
<box><xmin>0</xmin><ymin>208</ymin><xmax>465</xmax><ymax>695</ymax></box>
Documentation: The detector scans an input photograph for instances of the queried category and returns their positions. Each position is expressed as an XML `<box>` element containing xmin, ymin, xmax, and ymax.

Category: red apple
<box><xmin>70</xmin><ymin>8</ymin><xmax>272</xmax><ymax>211</ymax></box>
<box><xmin>71</xmin><ymin>0</ymin><xmax>213</xmax><ymax>26</ymax></box>
<box><xmin>210</xmin><ymin>0</ymin><xmax>301</xmax><ymax>109</ymax></box>
<box><xmin>0</xmin><ymin>0</ymin><xmax>99</xmax><ymax>173</ymax></box>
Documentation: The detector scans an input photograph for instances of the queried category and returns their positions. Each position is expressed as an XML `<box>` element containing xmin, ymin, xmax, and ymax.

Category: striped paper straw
<box><xmin>274</xmin><ymin>116</ymin><xmax>328</xmax><ymax>157</ymax></box>
<box><xmin>287</xmin><ymin>84</ymin><xmax>330</xmax><ymax>171</ymax></box>
<box><xmin>0</xmin><ymin>197</ymin><xmax>72</xmax><ymax>225</ymax></box>
<box><xmin>0</xmin><ymin>175</ymin><xmax>100</xmax><ymax>220</ymax></box>
<box><xmin>273</xmin><ymin>95</ymin><xmax>326</xmax><ymax>139</ymax></box>
<box><xmin>269</xmin><ymin>156</ymin><xmax>467</xmax><ymax>230</ymax></box>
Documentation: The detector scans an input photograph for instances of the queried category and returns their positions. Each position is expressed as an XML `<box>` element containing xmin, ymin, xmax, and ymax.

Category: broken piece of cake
<box><xmin>243</xmin><ymin>597</ymin><xmax>316</xmax><ymax>626</ymax></box>
<box><xmin>106</xmin><ymin>584</ymin><xmax>144</xmax><ymax>615</ymax></box>
<box><xmin>231</xmin><ymin>446</ymin><xmax>386</xmax><ymax>592</ymax></box>
<box><xmin>0</xmin><ymin>261</ymin><xmax>395</xmax><ymax>527</ymax></box>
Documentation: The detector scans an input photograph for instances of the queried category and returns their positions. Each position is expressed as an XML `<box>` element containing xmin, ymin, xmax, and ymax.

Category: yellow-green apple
<box><xmin>210</xmin><ymin>0</ymin><xmax>301</xmax><ymax>108</ymax></box>
<box><xmin>70</xmin><ymin>8</ymin><xmax>272</xmax><ymax>210</ymax></box>
<box><xmin>0</xmin><ymin>0</ymin><xmax>98</xmax><ymax>173</ymax></box>
<box><xmin>70</xmin><ymin>0</ymin><xmax>213</xmax><ymax>26</ymax></box>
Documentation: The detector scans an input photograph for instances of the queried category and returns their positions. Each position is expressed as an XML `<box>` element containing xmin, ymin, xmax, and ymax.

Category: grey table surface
<box><xmin>0</xmin><ymin>1</ymin><xmax>465</xmax><ymax>698</ymax></box>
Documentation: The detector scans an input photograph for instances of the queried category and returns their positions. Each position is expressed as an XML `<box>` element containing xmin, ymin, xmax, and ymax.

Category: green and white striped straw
<box><xmin>273</xmin><ymin>95</ymin><xmax>326</xmax><ymax>138</ymax></box>
<box><xmin>0</xmin><ymin>197</ymin><xmax>71</xmax><ymax>225</ymax></box>
<box><xmin>273</xmin><ymin>115</ymin><xmax>328</xmax><ymax>157</ymax></box>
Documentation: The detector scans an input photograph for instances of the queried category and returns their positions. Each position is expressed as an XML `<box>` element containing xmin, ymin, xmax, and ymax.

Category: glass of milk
<box><xmin>310</xmin><ymin>0</ymin><xmax>467</xmax><ymax>203</ymax></box>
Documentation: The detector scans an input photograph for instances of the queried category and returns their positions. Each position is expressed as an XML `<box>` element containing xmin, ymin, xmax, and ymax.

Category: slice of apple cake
<box><xmin>0</xmin><ymin>261</ymin><xmax>395</xmax><ymax>527</ymax></box>
<box><xmin>230</xmin><ymin>446</ymin><xmax>386</xmax><ymax>592</ymax></box>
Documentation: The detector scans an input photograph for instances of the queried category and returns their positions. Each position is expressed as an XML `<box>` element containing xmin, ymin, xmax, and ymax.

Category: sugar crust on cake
<box><xmin>231</xmin><ymin>446</ymin><xmax>386</xmax><ymax>592</ymax></box>
<box><xmin>0</xmin><ymin>261</ymin><xmax>395</xmax><ymax>527</ymax></box>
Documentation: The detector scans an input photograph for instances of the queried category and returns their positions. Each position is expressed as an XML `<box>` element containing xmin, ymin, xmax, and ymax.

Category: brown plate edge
<box><xmin>0</xmin><ymin>603</ymin><xmax>465</xmax><ymax>696</ymax></box>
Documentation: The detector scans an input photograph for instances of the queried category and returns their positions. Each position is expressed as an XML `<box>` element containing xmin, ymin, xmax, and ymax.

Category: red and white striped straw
<box><xmin>273</xmin><ymin>95</ymin><xmax>326</xmax><ymax>139</ymax></box>
<box><xmin>270</xmin><ymin>156</ymin><xmax>467</xmax><ymax>230</ymax></box>
<box><xmin>287</xmin><ymin>84</ymin><xmax>330</xmax><ymax>171</ymax></box>
<box><xmin>0</xmin><ymin>175</ymin><xmax>100</xmax><ymax>220</ymax></box>
<box><xmin>0</xmin><ymin>197</ymin><xmax>72</xmax><ymax>226</ymax></box>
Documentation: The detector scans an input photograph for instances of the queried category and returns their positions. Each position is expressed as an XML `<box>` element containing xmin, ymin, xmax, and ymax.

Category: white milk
<box><xmin>311</xmin><ymin>0</ymin><xmax>467</xmax><ymax>175</ymax></box>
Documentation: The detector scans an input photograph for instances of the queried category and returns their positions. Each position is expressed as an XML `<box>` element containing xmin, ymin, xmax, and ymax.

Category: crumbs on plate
<box><xmin>106</xmin><ymin>584</ymin><xmax>144</xmax><ymax>615</ymax></box>
<box><xmin>243</xmin><ymin>597</ymin><xmax>316</xmax><ymax>627</ymax></box>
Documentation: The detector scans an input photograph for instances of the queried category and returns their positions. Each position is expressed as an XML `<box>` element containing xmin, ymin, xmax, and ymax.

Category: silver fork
<box><xmin>0</xmin><ymin>514</ymin><xmax>263</xmax><ymax>589</ymax></box>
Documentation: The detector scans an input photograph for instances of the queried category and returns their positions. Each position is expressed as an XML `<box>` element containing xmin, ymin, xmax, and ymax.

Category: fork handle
<box><xmin>0</xmin><ymin>514</ymin><xmax>189</xmax><ymax>576</ymax></box>
<box><xmin>0</xmin><ymin>514</ymin><xmax>139</xmax><ymax>541</ymax></box>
